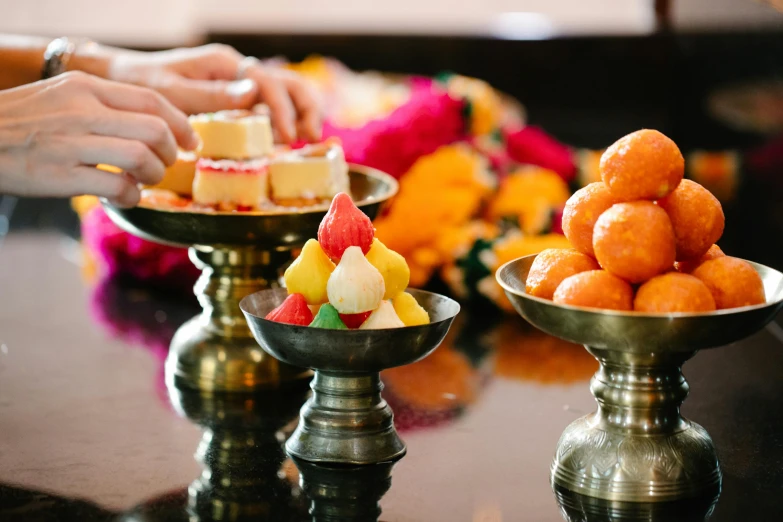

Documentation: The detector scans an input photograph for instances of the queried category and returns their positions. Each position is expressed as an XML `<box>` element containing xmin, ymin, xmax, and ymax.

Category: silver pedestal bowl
<box><xmin>497</xmin><ymin>254</ymin><xmax>783</xmax><ymax>503</ymax></box>
<box><xmin>240</xmin><ymin>288</ymin><xmax>460</xmax><ymax>465</ymax></box>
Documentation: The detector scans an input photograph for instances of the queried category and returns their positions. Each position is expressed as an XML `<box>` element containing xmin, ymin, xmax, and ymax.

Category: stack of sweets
<box><xmin>265</xmin><ymin>193</ymin><xmax>431</xmax><ymax>329</ymax></box>
<box><xmin>141</xmin><ymin>108</ymin><xmax>351</xmax><ymax>211</ymax></box>
<box><xmin>525</xmin><ymin>129</ymin><xmax>766</xmax><ymax>313</ymax></box>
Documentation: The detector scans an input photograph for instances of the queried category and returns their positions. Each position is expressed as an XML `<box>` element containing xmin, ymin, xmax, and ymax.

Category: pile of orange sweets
<box><xmin>525</xmin><ymin>129</ymin><xmax>766</xmax><ymax>313</ymax></box>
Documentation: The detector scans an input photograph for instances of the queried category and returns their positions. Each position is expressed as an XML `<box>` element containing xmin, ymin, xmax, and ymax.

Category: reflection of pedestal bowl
<box><xmin>497</xmin><ymin>254</ymin><xmax>783</xmax><ymax>503</ymax></box>
<box><xmin>555</xmin><ymin>485</ymin><xmax>719</xmax><ymax>522</ymax></box>
<box><xmin>168</xmin><ymin>384</ymin><xmax>311</xmax><ymax>520</ymax></box>
<box><xmin>241</xmin><ymin>288</ymin><xmax>460</xmax><ymax>465</ymax></box>
<box><xmin>119</xmin><ymin>384</ymin><xmax>312</xmax><ymax>521</ymax></box>
<box><xmin>102</xmin><ymin>166</ymin><xmax>397</xmax><ymax>392</ymax></box>
<box><xmin>293</xmin><ymin>457</ymin><xmax>395</xmax><ymax>522</ymax></box>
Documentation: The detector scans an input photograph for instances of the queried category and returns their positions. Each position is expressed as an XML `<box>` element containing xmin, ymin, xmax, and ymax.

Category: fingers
<box><xmin>74</xmin><ymin>135</ymin><xmax>166</xmax><ymax>186</ymax></box>
<box><xmin>279</xmin><ymin>71</ymin><xmax>324</xmax><ymax>141</ymax></box>
<box><xmin>246</xmin><ymin>67</ymin><xmax>298</xmax><ymax>143</ymax></box>
<box><xmin>88</xmin><ymin>77</ymin><xmax>199</xmax><ymax>151</ymax></box>
<box><xmin>68</xmin><ymin>166</ymin><xmax>141</xmax><ymax>208</ymax></box>
<box><xmin>157</xmin><ymin>77</ymin><xmax>258</xmax><ymax>115</ymax></box>
<box><xmin>0</xmin><ymin>77</ymin><xmax>52</xmax><ymax>104</ymax></box>
<box><xmin>88</xmin><ymin>111</ymin><xmax>178</xmax><ymax>167</ymax></box>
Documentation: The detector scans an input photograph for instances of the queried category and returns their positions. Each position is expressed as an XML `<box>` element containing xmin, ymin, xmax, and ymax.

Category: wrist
<box><xmin>0</xmin><ymin>35</ymin><xmax>49</xmax><ymax>90</ymax></box>
<box><xmin>67</xmin><ymin>41</ymin><xmax>116</xmax><ymax>80</ymax></box>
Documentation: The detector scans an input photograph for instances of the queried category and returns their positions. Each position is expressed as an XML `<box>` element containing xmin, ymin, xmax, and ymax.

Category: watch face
<box><xmin>41</xmin><ymin>37</ymin><xmax>72</xmax><ymax>79</ymax></box>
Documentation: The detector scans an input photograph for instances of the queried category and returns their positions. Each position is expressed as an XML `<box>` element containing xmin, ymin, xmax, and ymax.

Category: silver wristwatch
<box><xmin>41</xmin><ymin>37</ymin><xmax>90</xmax><ymax>79</ymax></box>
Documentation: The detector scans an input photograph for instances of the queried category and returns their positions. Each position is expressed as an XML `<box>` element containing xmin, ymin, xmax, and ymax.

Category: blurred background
<box><xmin>2</xmin><ymin>0</ymin><xmax>781</xmax><ymax>45</ymax></box>
<box><xmin>3</xmin><ymin>0</ymin><xmax>783</xmax><ymax>261</ymax></box>
<box><xmin>2</xmin><ymin>0</ymin><xmax>782</xmax><ymax>151</ymax></box>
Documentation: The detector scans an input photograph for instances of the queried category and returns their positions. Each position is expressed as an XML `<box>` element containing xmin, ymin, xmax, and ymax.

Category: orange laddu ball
<box><xmin>553</xmin><ymin>270</ymin><xmax>634</xmax><ymax>311</ymax></box>
<box><xmin>592</xmin><ymin>201</ymin><xmax>676</xmax><ymax>284</ymax></box>
<box><xmin>675</xmin><ymin>244</ymin><xmax>725</xmax><ymax>274</ymax></box>
<box><xmin>634</xmin><ymin>273</ymin><xmax>716</xmax><ymax>313</ymax></box>
<box><xmin>525</xmin><ymin>248</ymin><xmax>600</xmax><ymax>299</ymax></box>
<box><xmin>657</xmin><ymin>179</ymin><xmax>725</xmax><ymax>261</ymax></box>
<box><xmin>599</xmin><ymin>129</ymin><xmax>684</xmax><ymax>201</ymax></box>
<box><xmin>691</xmin><ymin>257</ymin><xmax>766</xmax><ymax>310</ymax></box>
<box><xmin>561</xmin><ymin>182</ymin><xmax>622</xmax><ymax>257</ymax></box>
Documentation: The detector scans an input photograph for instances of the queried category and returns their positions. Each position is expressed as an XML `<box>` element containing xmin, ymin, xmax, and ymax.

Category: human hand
<box><xmin>0</xmin><ymin>71</ymin><xmax>198</xmax><ymax>207</ymax></box>
<box><xmin>104</xmin><ymin>44</ymin><xmax>323</xmax><ymax>143</ymax></box>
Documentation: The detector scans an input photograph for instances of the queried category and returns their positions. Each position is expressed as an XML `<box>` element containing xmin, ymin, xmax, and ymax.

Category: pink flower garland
<box><xmin>505</xmin><ymin>126</ymin><xmax>576</xmax><ymax>182</ymax></box>
<box><xmin>324</xmin><ymin>79</ymin><xmax>467</xmax><ymax>179</ymax></box>
<box><xmin>81</xmin><ymin>205</ymin><xmax>200</xmax><ymax>289</ymax></box>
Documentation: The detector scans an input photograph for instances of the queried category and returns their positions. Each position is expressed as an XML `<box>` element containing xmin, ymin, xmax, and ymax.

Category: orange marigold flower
<box><xmin>488</xmin><ymin>167</ymin><xmax>570</xmax><ymax>234</ymax></box>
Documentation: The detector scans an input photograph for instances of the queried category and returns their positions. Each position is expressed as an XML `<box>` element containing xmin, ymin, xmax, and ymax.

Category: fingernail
<box><xmin>187</xmin><ymin>132</ymin><xmax>202</xmax><ymax>151</ymax></box>
<box><xmin>225</xmin><ymin>78</ymin><xmax>256</xmax><ymax>100</ymax></box>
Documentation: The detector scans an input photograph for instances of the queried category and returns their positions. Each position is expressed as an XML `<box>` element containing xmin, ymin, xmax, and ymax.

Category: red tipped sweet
<box><xmin>317</xmin><ymin>192</ymin><xmax>374</xmax><ymax>262</ymax></box>
<box><xmin>265</xmin><ymin>293</ymin><xmax>313</xmax><ymax>326</ymax></box>
<box><xmin>340</xmin><ymin>311</ymin><xmax>372</xmax><ymax>329</ymax></box>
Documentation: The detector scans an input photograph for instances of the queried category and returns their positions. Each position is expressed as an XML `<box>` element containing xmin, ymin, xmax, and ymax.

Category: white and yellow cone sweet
<box><xmin>327</xmin><ymin>246</ymin><xmax>385</xmax><ymax>314</ymax></box>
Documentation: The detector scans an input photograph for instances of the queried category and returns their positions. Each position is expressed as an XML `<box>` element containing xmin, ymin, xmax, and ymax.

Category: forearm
<box><xmin>0</xmin><ymin>34</ymin><xmax>116</xmax><ymax>90</ymax></box>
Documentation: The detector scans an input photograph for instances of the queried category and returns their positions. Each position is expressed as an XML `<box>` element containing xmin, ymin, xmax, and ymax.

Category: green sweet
<box><xmin>309</xmin><ymin>304</ymin><xmax>348</xmax><ymax>329</ymax></box>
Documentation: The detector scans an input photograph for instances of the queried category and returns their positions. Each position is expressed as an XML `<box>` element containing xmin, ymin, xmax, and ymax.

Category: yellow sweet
<box><xmin>359</xmin><ymin>301</ymin><xmax>405</xmax><ymax>329</ymax></box>
<box><xmin>283</xmin><ymin>239</ymin><xmax>335</xmax><ymax>305</ymax></box>
<box><xmin>365</xmin><ymin>239</ymin><xmax>410</xmax><ymax>299</ymax></box>
<box><xmin>392</xmin><ymin>292</ymin><xmax>430</xmax><ymax>326</ymax></box>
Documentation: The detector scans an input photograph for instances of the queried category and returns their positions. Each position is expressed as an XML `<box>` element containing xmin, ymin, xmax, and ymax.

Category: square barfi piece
<box><xmin>144</xmin><ymin>150</ymin><xmax>196</xmax><ymax>196</ymax></box>
<box><xmin>190</xmin><ymin>109</ymin><xmax>274</xmax><ymax>160</ymax></box>
<box><xmin>268</xmin><ymin>140</ymin><xmax>350</xmax><ymax>206</ymax></box>
<box><xmin>193</xmin><ymin>158</ymin><xmax>269</xmax><ymax>210</ymax></box>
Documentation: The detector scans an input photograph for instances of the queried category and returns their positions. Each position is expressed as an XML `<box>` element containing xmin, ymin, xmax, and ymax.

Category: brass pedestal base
<box><xmin>497</xmin><ymin>255</ymin><xmax>783</xmax><ymax>504</ymax></box>
<box><xmin>551</xmin><ymin>348</ymin><xmax>721</xmax><ymax>503</ymax></box>
<box><xmin>555</xmin><ymin>484</ymin><xmax>720</xmax><ymax>521</ymax></box>
<box><xmin>286</xmin><ymin>372</ymin><xmax>406</xmax><ymax>465</ymax></box>
<box><xmin>166</xmin><ymin>247</ymin><xmax>310</xmax><ymax>392</ymax></box>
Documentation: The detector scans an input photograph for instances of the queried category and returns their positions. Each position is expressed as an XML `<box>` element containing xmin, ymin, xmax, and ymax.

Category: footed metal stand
<box><xmin>167</xmin><ymin>247</ymin><xmax>308</xmax><ymax>391</ymax></box>
<box><xmin>287</xmin><ymin>372</ymin><xmax>405</xmax><ymax>464</ymax></box>
<box><xmin>555</xmin><ymin>484</ymin><xmax>720</xmax><ymax>521</ymax></box>
<box><xmin>552</xmin><ymin>348</ymin><xmax>721</xmax><ymax>502</ymax></box>
<box><xmin>497</xmin><ymin>254</ymin><xmax>783</xmax><ymax>503</ymax></box>
<box><xmin>241</xmin><ymin>288</ymin><xmax>460</xmax><ymax>465</ymax></box>
<box><xmin>102</xmin><ymin>166</ymin><xmax>397</xmax><ymax>392</ymax></box>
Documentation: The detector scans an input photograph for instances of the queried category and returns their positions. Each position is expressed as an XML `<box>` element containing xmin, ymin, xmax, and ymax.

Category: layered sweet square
<box><xmin>192</xmin><ymin>158</ymin><xmax>269</xmax><ymax>211</ymax></box>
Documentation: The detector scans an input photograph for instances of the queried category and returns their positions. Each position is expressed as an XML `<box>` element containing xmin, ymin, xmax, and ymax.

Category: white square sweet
<box><xmin>268</xmin><ymin>141</ymin><xmax>350</xmax><ymax>204</ymax></box>
<box><xmin>190</xmin><ymin>109</ymin><xmax>274</xmax><ymax>160</ymax></box>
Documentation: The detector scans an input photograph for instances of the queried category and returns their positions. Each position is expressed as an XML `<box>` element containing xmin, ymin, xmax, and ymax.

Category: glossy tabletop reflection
<box><xmin>1</xmin><ymin>232</ymin><xmax>783</xmax><ymax>521</ymax></box>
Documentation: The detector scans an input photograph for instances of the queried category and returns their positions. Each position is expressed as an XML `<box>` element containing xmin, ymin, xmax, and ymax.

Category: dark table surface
<box><xmin>0</xmin><ymin>223</ymin><xmax>782</xmax><ymax>521</ymax></box>
<box><xmin>3</xmin><ymin>29</ymin><xmax>783</xmax><ymax>522</ymax></box>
